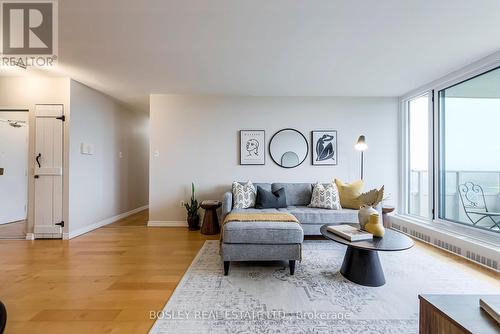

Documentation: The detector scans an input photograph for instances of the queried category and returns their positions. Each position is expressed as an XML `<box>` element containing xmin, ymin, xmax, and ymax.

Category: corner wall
<box><xmin>68</xmin><ymin>80</ymin><xmax>149</xmax><ymax>237</ymax></box>
<box><xmin>149</xmin><ymin>95</ymin><xmax>398</xmax><ymax>223</ymax></box>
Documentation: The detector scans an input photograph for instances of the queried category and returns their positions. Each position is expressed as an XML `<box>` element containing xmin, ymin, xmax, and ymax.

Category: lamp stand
<box><xmin>360</xmin><ymin>151</ymin><xmax>364</xmax><ymax>180</ymax></box>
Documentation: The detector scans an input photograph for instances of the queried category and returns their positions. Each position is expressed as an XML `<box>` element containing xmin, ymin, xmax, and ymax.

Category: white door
<box><xmin>34</xmin><ymin>105</ymin><xmax>64</xmax><ymax>237</ymax></box>
<box><xmin>0</xmin><ymin>111</ymin><xmax>29</xmax><ymax>225</ymax></box>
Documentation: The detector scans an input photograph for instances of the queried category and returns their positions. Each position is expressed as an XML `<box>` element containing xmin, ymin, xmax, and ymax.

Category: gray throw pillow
<box><xmin>255</xmin><ymin>186</ymin><xmax>287</xmax><ymax>209</ymax></box>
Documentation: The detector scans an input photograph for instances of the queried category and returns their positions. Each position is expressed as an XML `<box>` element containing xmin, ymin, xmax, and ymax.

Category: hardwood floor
<box><xmin>0</xmin><ymin>210</ymin><xmax>497</xmax><ymax>333</ymax></box>
<box><xmin>0</xmin><ymin>210</ymin><xmax>217</xmax><ymax>333</ymax></box>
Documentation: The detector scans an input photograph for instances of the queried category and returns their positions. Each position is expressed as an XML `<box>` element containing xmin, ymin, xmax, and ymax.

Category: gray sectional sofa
<box><xmin>221</xmin><ymin>182</ymin><xmax>363</xmax><ymax>275</ymax></box>
<box><xmin>222</xmin><ymin>182</ymin><xmax>359</xmax><ymax>235</ymax></box>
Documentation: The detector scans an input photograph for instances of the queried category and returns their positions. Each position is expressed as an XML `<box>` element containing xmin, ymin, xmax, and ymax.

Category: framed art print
<box><xmin>240</xmin><ymin>130</ymin><xmax>265</xmax><ymax>165</ymax></box>
<box><xmin>312</xmin><ymin>130</ymin><xmax>337</xmax><ymax>165</ymax></box>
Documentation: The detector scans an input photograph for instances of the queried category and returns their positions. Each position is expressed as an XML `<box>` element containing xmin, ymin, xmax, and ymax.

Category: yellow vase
<box><xmin>364</xmin><ymin>213</ymin><xmax>385</xmax><ymax>237</ymax></box>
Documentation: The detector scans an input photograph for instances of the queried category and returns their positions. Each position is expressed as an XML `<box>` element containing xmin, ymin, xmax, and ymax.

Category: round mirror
<box><xmin>269</xmin><ymin>129</ymin><xmax>308</xmax><ymax>168</ymax></box>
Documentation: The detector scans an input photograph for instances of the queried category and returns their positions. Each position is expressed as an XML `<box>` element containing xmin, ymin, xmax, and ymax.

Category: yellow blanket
<box><xmin>221</xmin><ymin>212</ymin><xmax>299</xmax><ymax>242</ymax></box>
<box><xmin>223</xmin><ymin>212</ymin><xmax>299</xmax><ymax>225</ymax></box>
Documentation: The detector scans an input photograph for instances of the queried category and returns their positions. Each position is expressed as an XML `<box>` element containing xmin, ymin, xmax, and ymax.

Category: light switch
<box><xmin>80</xmin><ymin>143</ymin><xmax>87</xmax><ymax>154</ymax></box>
<box><xmin>119</xmin><ymin>151</ymin><xmax>123</xmax><ymax>159</ymax></box>
<box><xmin>80</xmin><ymin>142</ymin><xmax>94</xmax><ymax>155</ymax></box>
<box><xmin>154</xmin><ymin>150</ymin><xmax>160</xmax><ymax>157</ymax></box>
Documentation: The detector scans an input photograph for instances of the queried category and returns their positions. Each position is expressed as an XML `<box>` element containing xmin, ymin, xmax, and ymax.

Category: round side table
<box><xmin>200</xmin><ymin>200</ymin><xmax>222</xmax><ymax>235</ymax></box>
<box><xmin>382</xmin><ymin>206</ymin><xmax>395</xmax><ymax>228</ymax></box>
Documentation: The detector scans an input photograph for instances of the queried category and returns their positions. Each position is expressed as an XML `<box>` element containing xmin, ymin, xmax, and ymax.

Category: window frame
<box><xmin>401</xmin><ymin>92</ymin><xmax>434</xmax><ymax>219</ymax></box>
<box><xmin>434</xmin><ymin>65</ymin><xmax>500</xmax><ymax>235</ymax></box>
<box><xmin>399</xmin><ymin>55</ymin><xmax>500</xmax><ymax>242</ymax></box>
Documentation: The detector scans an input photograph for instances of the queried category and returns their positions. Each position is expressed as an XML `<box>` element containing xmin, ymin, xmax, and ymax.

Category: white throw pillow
<box><xmin>309</xmin><ymin>182</ymin><xmax>342</xmax><ymax>210</ymax></box>
<box><xmin>232</xmin><ymin>181</ymin><xmax>256</xmax><ymax>209</ymax></box>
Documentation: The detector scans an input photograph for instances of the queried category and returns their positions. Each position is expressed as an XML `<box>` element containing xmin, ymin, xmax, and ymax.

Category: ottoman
<box><xmin>221</xmin><ymin>220</ymin><xmax>304</xmax><ymax>275</ymax></box>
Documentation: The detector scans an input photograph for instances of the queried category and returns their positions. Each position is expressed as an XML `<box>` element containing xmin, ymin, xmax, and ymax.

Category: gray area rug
<box><xmin>150</xmin><ymin>240</ymin><xmax>498</xmax><ymax>333</ymax></box>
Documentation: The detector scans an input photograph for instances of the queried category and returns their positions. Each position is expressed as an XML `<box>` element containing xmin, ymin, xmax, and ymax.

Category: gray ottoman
<box><xmin>221</xmin><ymin>221</ymin><xmax>304</xmax><ymax>275</ymax></box>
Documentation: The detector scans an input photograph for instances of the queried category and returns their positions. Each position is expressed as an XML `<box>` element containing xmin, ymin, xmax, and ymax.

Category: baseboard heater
<box><xmin>389</xmin><ymin>216</ymin><xmax>499</xmax><ymax>272</ymax></box>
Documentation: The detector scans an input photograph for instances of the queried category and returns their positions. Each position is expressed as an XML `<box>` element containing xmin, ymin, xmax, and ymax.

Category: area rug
<box><xmin>150</xmin><ymin>240</ymin><xmax>498</xmax><ymax>334</ymax></box>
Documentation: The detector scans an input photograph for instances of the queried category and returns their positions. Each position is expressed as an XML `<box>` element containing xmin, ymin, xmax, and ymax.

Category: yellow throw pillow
<box><xmin>334</xmin><ymin>179</ymin><xmax>364</xmax><ymax>209</ymax></box>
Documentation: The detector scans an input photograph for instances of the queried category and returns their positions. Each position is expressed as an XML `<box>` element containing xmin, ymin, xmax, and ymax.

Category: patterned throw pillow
<box><xmin>232</xmin><ymin>181</ymin><xmax>256</xmax><ymax>209</ymax></box>
<box><xmin>308</xmin><ymin>182</ymin><xmax>341</xmax><ymax>210</ymax></box>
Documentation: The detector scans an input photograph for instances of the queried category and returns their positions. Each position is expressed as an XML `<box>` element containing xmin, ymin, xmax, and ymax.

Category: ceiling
<box><xmin>46</xmin><ymin>1</ymin><xmax>500</xmax><ymax>111</ymax></box>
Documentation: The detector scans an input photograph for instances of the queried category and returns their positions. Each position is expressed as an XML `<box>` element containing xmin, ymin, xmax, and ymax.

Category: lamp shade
<box><xmin>354</xmin><ymin>135</ymin><xmax>367</xmax><ymax>151</ymax></box>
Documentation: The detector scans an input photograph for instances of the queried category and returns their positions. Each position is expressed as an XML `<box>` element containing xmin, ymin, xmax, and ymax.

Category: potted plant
<box><xmin>184</xmin><ymin>182</ymin><xmax>200</xmax><ymax>230</ymax></box>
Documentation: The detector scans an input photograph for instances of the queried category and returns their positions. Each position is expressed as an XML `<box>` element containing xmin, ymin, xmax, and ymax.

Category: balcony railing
<box><xmin>409</xmin><ymin>170</ymin><xmax>500</xmax><ymax>233</ymax></box>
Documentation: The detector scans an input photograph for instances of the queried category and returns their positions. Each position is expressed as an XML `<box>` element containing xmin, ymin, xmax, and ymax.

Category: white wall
<box><xmin>149</xmin><ymin>95</ymin><xmax>398</xmax><ymax>223</ymax></box>
<box><xmin>69</xmin><ymin>80</ymin><xmax>149</xmax><ymax>236</ymax></box>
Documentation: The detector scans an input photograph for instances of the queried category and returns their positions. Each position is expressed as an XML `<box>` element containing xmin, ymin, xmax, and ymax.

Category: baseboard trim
<box><xmin>147</xmin><ymin>220</ymin><xmax>188</xmax><ymax>227</ymax></box>
<box><xmin>25</xmin><ymin>233</ymin><xmax>35</xmax><ymax>240</ymax></box>
<box><xmin>68</xmin><ymin>205</ymin><xmax>149</xmax><ymax>239</ymax></box>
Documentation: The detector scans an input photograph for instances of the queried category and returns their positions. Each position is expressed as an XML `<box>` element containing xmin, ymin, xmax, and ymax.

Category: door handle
<box><xmin>36</xmin><ymin>153</ymin><xmax>42</xmax><ymax>168</ymax></box>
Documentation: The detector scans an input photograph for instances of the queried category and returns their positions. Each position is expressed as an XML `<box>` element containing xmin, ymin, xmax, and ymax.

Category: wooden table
<box><xmin>200</xmin><ymin>200</ymin><xmax>222</xmax><ymax>235</ymax></box>
<box><xmin>320</xmin><ymin>223</ymin><xmax>414</xmax><ymax>286</ymax></box>
<box><xmin>419</xmin><ymin>294</ymin><xmax>500</xmax><ymax>334</ymax></box>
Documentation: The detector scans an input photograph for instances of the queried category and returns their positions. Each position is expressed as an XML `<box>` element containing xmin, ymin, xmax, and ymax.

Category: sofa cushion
<box><xmin>231</xmin><ymin>208</ymin><xmax>281</xmax><ymax>214</ymax></box>
<box><xmin>255</xmin><ymin>186</ymin><xmax>287</xmax><ymax>209</ymax></box>
<box><xmin>272</xmin><ymin>183</ymin><xmax>312</xmax><ymax>206</ymax></box>
<box><xmin>278</xmin><ymin>206</ymin><xmax>358</xmax><ymax>225</ymax></box>
<box><xmin>223</xmin><ymin>221</ymin><xmax>304</xmax><ymax>244</ymax></box>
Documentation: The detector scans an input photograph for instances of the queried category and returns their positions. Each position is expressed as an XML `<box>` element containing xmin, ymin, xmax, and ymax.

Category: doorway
<box><xmin>0</xmin><ymin>110</ymin><xmax>29</xmax><ymax>239</ymax></box>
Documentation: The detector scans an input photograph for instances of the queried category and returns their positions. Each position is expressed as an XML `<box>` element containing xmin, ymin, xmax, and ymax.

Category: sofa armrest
<box><xmin>221</xmin><ymin>191</ymin><xmax>233</xmax><ymax>221</ymax></box>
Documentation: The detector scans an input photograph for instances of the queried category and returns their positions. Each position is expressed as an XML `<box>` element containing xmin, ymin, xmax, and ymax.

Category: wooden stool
<box><xmin>200</xmin><ymin>200</ymin><xmax>222</xmax><ymax>235</ymax></box>
<box><xmin>382</xmin><ymin>206</ymin><xmax>395</xmax><ymax>228</ymax></box>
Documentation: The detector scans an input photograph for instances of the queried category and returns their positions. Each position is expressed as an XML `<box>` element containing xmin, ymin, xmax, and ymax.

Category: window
<box><xmin>407</xmin><ymin>94</ymin><xmax>431</xmax><ymax>218</ymax></box>
<box><xmin>402</xmin><ymin>65</ymin><xmax>500</xmax><ymax>236</ymax></box>
<box><xmin>438</xmin><ymin>67</ymin><xmax>500</xmax><ymax>233</ymax></box>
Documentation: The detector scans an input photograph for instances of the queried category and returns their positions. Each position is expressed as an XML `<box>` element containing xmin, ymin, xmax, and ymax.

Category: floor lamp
<box><xmin>354</xmin><ymin>135</ymin><xmax>367</xmax><ymax>180</ymax></box>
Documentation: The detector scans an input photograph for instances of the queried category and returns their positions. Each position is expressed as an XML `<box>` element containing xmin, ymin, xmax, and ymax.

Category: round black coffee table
<box><xmin>320</xmin><ymin>224</ymin><xmax>414</xmax><ymax>287</ymax></box>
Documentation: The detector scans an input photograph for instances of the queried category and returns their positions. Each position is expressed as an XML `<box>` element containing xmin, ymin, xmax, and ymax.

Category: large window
<box><xmin>407</xmin><ymin>94</ymin><xmax>430</xmax><ymax>218</ymax></box>
<box><xmin>438</xmin><ymin>67</ymin><xmax>500</xmax><ymax>233</ymax></box>
<box><xmin>403</xmin><ymin>66</ymin><xmax>500</xmax><ymax>235</ymax></box>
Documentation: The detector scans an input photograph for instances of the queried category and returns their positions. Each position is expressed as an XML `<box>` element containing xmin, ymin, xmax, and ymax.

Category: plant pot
<box><xmin>187</xmin><ymin>216</ymin><xmax>200</xmax><ymax>231</ymax></box>
<box><xmin>358</xmin><ymin>205</ymin><xmax>378</xmax><ymax>230</ymax></box>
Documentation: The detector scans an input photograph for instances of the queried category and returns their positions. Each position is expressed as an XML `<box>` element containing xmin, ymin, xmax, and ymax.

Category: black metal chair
<box><xmin>0</xmin><ymin>301</ymin><xmax>6</xmax><ymax>334</ymax></box>
<box><xmin>458</xmin><ymin>182</ymin><xmax>500</xmax><ymax>230</ymax></box>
